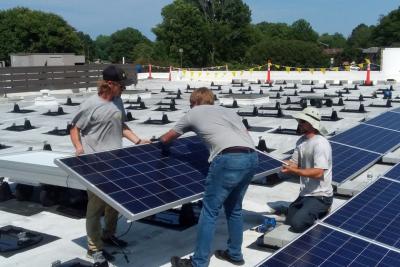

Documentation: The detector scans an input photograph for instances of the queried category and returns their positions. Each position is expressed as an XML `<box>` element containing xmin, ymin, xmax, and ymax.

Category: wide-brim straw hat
<box><xmin>293</xmin><ymin>107</ymin><xmax>328</xmax><ymax>135</ymax></box>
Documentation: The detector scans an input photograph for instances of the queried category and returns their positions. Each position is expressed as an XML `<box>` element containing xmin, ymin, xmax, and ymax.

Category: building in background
<box><xmin>10</xmin><ymin>53</ymin><xmax>85</xmax><ymax>67</ymax></box>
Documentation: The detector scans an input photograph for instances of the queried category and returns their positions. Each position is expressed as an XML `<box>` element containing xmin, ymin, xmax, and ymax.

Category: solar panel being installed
<box><xmin>330</xmin><ymin>123</ymin><xmax>400</xmax><ymax>154</ymax></box>
<box><xmin>383</xmin><ymin>163</ymin><xmax>400</xmax><ymax>182</ymax></box>
<box><xmin>55</xmin><ymin>135</ymin><xmax>282</xmax><ymax>221</ymax></box>
<box><xmin>323</xmin><ymin>178</ymin><xmax>400</xmax><ymax>250</ymax></box>
<box><xmin>257</xmin><ymin>224</ymin><xmax>400</xmax><ymax>267</ymax></box>
<box><xmin>363</xmin><ymin>111</ymin><xmax>400</xmax><ymax>132</ymax></box>
<box><xmin>330</xmin><ymin>142</ymin><xmax>382</xmax><ymax>185</ymax></box>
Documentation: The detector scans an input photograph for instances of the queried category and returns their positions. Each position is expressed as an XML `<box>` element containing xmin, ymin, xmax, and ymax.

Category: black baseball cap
<box><xmin>102</xmin><ymin>65</ymin><xmax>134</xmax><ymax>86</ymax></box>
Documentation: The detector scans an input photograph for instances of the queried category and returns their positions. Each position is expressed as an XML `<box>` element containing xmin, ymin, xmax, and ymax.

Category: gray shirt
<box><xmin>291</xmin><ymin>134</ymin><xmax>333</xmax><ymax>197</ymax></box>
<box><xmin>72</xmin><ymin>95</ymin><xmax>125</xmax><ymax>153</ymax></box>
<box><xmin>173</xmin><ymin>105</ymin><xmax>255</xmax><ymax>162</ymax></box>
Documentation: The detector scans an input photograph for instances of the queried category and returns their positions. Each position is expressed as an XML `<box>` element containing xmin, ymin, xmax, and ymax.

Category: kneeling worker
<box><xmin>281</xmin><ymin>107</ymin><xmax>333</xmax><ymax>233</ymax></box>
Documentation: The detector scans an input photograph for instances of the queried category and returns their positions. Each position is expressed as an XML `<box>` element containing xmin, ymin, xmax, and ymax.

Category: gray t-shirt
<box><xmin>291</xmin><ymin>134</ymin><xmax>333</xmax><ymax>197</ymax></box>
<box><xmin>173</xmin><ymin>105</ymin><xmax>255</xmax><ymax>161</ymax></box>
<box><xmin>72</xmin><ymin>95</ymin><xmax>125</xmax><ymax>153</ymax></box>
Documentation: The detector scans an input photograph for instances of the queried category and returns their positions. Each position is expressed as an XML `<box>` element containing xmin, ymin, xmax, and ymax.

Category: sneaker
<box><xmin>214</xmin><ymin>250</ymin><xmax>245</xmax><ymax>266</ymax></box>
<box><xmin>87</xmin><ymin>249</ymin><xmax>115</xmax><ymax>262</ymax></box>
<box><xmin>102</xmin><ymin>235</ymin><xmax>128</xmax><ymax>247</ymax></box>
<box><xmin>170</xmin><ymin>256</ymin><xmax>193</xmax><ymax>267</ymax></box>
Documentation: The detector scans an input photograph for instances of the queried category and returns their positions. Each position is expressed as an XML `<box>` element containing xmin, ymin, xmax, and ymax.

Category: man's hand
<box><xmin>281</xmin><ymin>160</ymin><xmax>324</xmax><ymax>179</ymax></box>
<box><xmin>281</xmin><ymin>160</ymin><xmax>298</xmax><ymax>174</ymax></box>
<box><xmin>154</xmin><ymin>138</ymin><xmax>171</xmax><ymax>156</ymax></box>
<box><xmin>138</xmin><ymin>139</ymin><xmax>151</xmax><ymax>144</ymax></box>
<box><xmin>75</xmin><ymin>146</ymin><xmax>84</xmax><ymax>156</ymax></box>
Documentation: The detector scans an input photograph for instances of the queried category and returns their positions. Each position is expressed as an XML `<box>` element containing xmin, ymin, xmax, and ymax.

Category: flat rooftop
<box><xmin>0</xmin><ymin>77</ymin><xmax>399</xmax><ymax>266</ymax></box>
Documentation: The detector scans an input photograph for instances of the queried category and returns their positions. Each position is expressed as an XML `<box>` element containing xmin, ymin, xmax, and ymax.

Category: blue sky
<box><xmin>1</xmin><ymin>0</ymin><xmax>399</xmax><ymax>40</ymax></box>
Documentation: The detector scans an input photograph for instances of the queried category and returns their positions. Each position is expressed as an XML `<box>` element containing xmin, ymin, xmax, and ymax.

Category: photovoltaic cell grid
<box><xmin>330</xmin><ymin>142</ymin><xmax>382</xmax><ymax>185</ymax></box>
<box><xmin>258</xmin><ymin>224</ymin><xmax>400</xmax><ymax>267</ymax></box>
<box><xmin>363</xmin><ymin>111</ymin><xmax>400</xmax><ymax>132</ymax></box>
<box><xmin>55</xmin><ymin>136</ymin><xmax>282</xmax><ymax>221</ymax></box>
<box><xmin>330</xmin><ymin>123</ymin><xmax>400</xmax><ymax>154</ymax></box>
<box><xmin>390</xmin><ymin>107</ymin><xmax>400</xmax><ymax>113</ymax></box>
<box><xmin>383</xmin><ymin>163</ymin><xmax>400</xmax><ymax>183</ymax></box>
<box><xmin>323</xmin><ymin>178</ymin><xmax>400</xmax><ymax>249</ymax></box>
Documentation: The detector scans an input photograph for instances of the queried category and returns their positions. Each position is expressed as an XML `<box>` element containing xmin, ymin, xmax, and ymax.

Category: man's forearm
<box><xmin>70</xmin><ymin>126</ymin><xmax>84</xmax><ymax>155</ymax></box>
<box><xmin>160</xmin><ymin>129</ymin><xmax>181</xmax><ymax>144</ymax></box>
<box><xmin>291</xmin><ymin>168</ymin><xmax>324</xmax><ymax>179</ymax></box>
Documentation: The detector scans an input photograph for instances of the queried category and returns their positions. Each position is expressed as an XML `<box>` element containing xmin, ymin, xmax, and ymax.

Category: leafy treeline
<box><xmin>0</xmin><ymin>2</ymin><xmax>399</xmax><ymax>68</ymax></box>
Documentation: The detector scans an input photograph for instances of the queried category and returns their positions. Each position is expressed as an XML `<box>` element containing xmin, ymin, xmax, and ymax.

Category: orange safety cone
<box><xmin>168</xmin><ymin>66</ymin><xmax>172</xmax><ymax>81</ymax></box>
<box><xmin>148</xmin><ymin>64</ymin><xmax>152</xmax><ymax>79</ymax></box>
<box><xmin>266</xmin><ymin>62</ymin><xmax>271</xmax><ymax>84</ymax></box>
<box><xmin>365</xmin><ymin>63</ymin><xmax>372</xmax><ymax>86</ymax></box>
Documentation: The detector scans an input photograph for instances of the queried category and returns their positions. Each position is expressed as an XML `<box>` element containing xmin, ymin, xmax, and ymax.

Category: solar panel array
<box><xmin>330</xmin><ymin>123</ymin><xmax>400</xmax><ymax>154</ymax></box>
<box><xmin>258</xmin><ymin>224</ymin><xmax>400</xmax><ymax>267</ymax></box>
<box><xmin>330</xmin><ymin>142</ymin><xmax>381</xmax><ymax>185</ymax></box>
<box><xmin>327</xmin><ymin>110</ymin><xmax>400</xmax><ymax>184</ymax></box>
<box><xmin>55</xmin><ymin>135</ymin><xmax>282</xmax><ymax>221</ymax></box>
<box><xmin>390</xmin><ymin>107</ymin><xmax>400</xmax><ymax>113</ymax></box>
<box><xmin>259</xmin><ymin>175</ymin><xmax>400</xmax><ymax>266</ymax></box>
<box><xmin>259</xmin><ymin>128</ymin><xmax>400</xmax><ymax>266</ymax></box>
<box><xmin>363</xmin><ymin>111</ymin><xmax>400</xmax><ymax>132</ymax></box>
<box><xmin>323</xmin><ymin>178</ymin><xmax>400</xmax><ymax>249</ymax></box>
<box><xmin>383</xmin><ymin>163</ymin><xmax>400</xmax><ymax>182</ymax></box>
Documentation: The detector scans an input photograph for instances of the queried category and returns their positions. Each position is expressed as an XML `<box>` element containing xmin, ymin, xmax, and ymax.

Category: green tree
<box><xmin>253</xmin><ymin>22</ymin><xmax>292</xmax><ymax>41</ymax></box>
<box><xmin>372</xmin><ymin>7</ymin><xmax>400</xmax><ymax>47</ymax></box>
<box><xmin>187</xmin><ymin>0</ymin><xmax>254</xmax><ymax>65</ymax></box>
<box><xmin>153</xmin><ymin>0</ymin><xmax>210</xmax><ymax>67</ymax></box>
<box><xmin>153</xmin><ymin>0</ymin><xmax>253</xmax><ymax>67</ymax></box>
<box><xmin>132</xmin><ymin>42</ymin><xmax>155</xmax><ymax>64</ymax></box>
<box><xmin>76</xmin><ymin>31</ymin><xmax>95</xmax><ymax>62</ymax></box>
<box><xmin>348</xmin><ymin>24</ymin><xmax>375</xmax><ymax>48</ymax></box>
<box><xmin>336</xmin><ymin>46</ymin><xmax>364</xmax><ymax>64</ymax></box>
<box><xmin>0</xmin><ymin>7</ymin><xmax>82</xmax><ymax>64</ymax></box>
<box><xmin>246</xmin><ymin>39</ymin><xmax>329</xmax><ymax>67</ymax></box>
<box><xmin>94</xmin><ymin>35</ymin><xmax>111</xmax><ymax>62</ymax></box>
<box><xmin>290</xmin><ymin>19</ymin><xmax>318</xmax><ymax>42</ymax></box>
<box><xmin>108</xmin><ymin>27</ymin><xmax>150</xmax><ymax>63</ymax></box>
<box><xmin>318</xmin><ymin>33</ymin><xmax>347</xmax><ymax>48</ymax></box>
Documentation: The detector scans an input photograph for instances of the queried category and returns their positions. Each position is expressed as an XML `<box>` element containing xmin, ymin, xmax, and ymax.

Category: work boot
<box><xmin>170</xmin><ymin>256</ymin><xmax>193</xmax><ymax>267</ymax></box>
<box><xmin>102</xmin><ymin>235</ymin><xmax>128</xmax><ymax>247</ymax></box>
<box><xmin>87</xmin><ymin>249</ymin><xmax>115</xmax><ymax>262</ymax></box>
<box><xmin>214</xmin><ymin>250</ymin><xmax>245</xmax><ymax>266</ymax></box>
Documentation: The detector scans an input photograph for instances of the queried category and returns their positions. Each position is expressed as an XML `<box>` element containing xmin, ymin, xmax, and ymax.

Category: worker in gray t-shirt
<box><xmin>281</xmin><ymin>107</ymin><xmax>333</xmax><ymax>233</ymax></box>
<box><xmin>160</xmin><ymin>88</ymin><xmax>258</xmax><ymax>267</ymax></box>
<box><xmin>70</xmin><ymin>65</ymin><xmax>150</xmax><ymax>262</ymax></box>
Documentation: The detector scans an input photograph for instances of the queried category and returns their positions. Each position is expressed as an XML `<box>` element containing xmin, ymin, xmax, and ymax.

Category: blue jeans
<box><xmin>285</xmin><ymin>196</ymin><xmax>332</xmax><ymax>233</ymax></box>
<box><xmin>192</xmin><ymin>152</ymin><xmax>258</xmax><ymax>267</ymax></box>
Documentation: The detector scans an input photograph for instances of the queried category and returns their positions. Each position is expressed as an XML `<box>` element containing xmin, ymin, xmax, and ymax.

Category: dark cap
<box><xmin>102</xmin><ymin>65</ymin><xmax>134</xmax><ymax>86</ymax></box>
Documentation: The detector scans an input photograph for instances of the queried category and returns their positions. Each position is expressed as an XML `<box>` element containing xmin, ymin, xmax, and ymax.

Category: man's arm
<box><xmin>281</xmin><ymin>163</ymin><xmax>324</xmax><ymax>179</ymax></box>
<box><xmin>70</xmin><ymin>126</ymin><xmax>84</xmax><ymax>156</ymax></box>
<box><xmin>122</xmin><ymin>123</ymin><xmax>150</xmax><ymax>144</ymax></box>
<box><xmin>159</xmin><ymin>129</ymin><xmax>181</xmax><ymax>144</ymax></box>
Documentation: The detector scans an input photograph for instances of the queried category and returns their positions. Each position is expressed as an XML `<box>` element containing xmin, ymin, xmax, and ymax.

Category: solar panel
<box><xmin>363</xmin><ymin>111</ymin><xmax>400</xmax><ymax>132</ymax></box>
<box><xmin>55</xmin><ymin>136</ymin><xmax>282</xmax><ymax>221</ymax></box>
<box><xmin>324</xmin><ymin>178</ymin><xmax>400</xmax><ymax>249</ymax></box>
<box><xmin>257</xmin><ymin>224</ymin><xmax>400</xmax><ymax>267</ymax></box>
<box><xmin>330</xmin><ymin>123</ymin><xmax>400</xmax><ymax>154</ymax></box>
<box><xmin>383</xmin><ymin>163</ymin><xmax>400</xmax><ymax>183</ymax></box>
<box><xmin>330</xmin><ymin>142</ymin><xmax>382</xmax><ymax>185</ymax></box>
<box><xmin>390</xmin><ymin>107</ymin><xmax>400</xmax><ymax>113</ymax></box>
